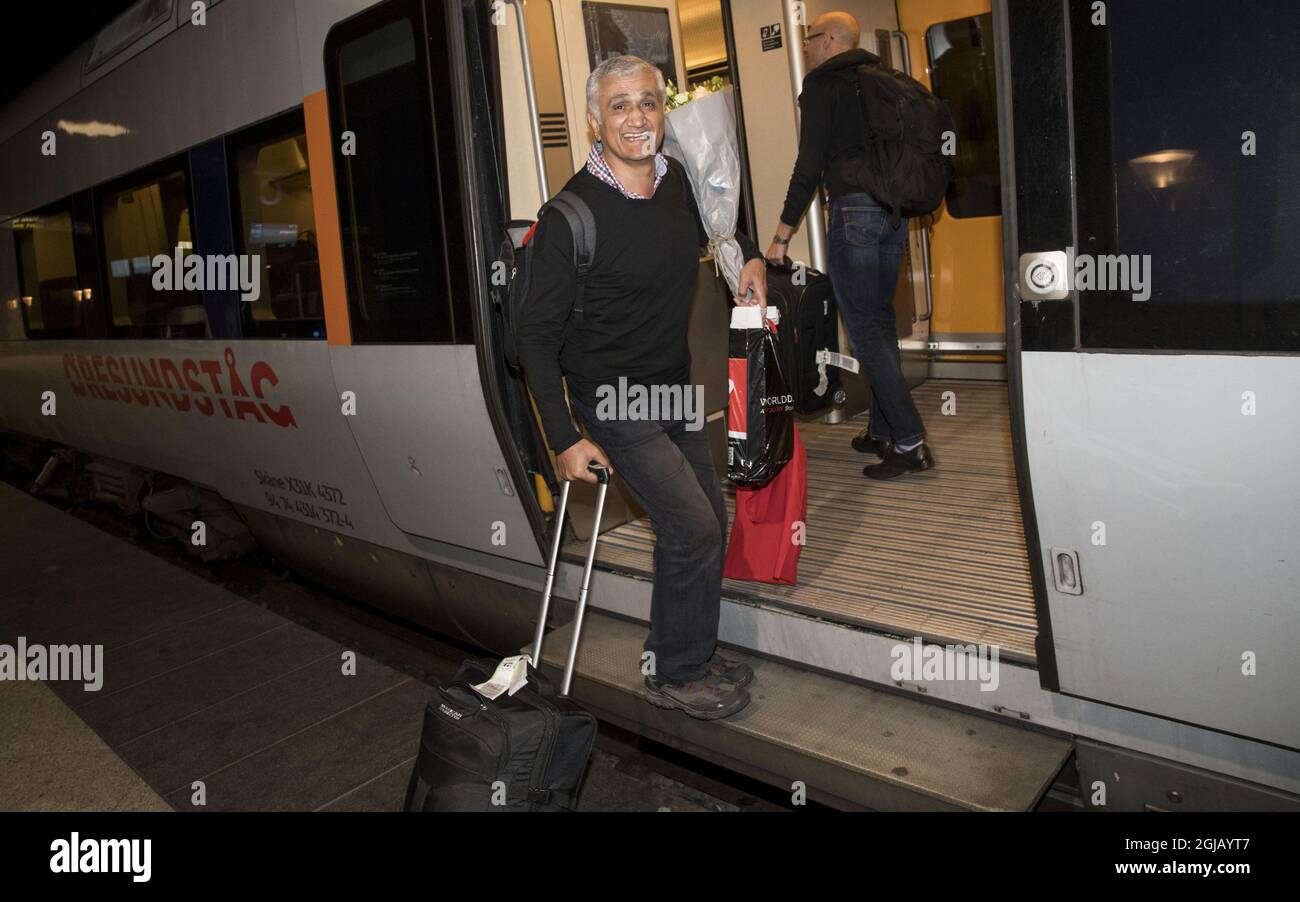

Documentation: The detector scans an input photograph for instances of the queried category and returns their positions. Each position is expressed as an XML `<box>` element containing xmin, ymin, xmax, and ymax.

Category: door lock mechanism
<box><xmin>1019</xmin><ymin>251</ymin><xmax>1070</xmax><ymax>301</ymax></box>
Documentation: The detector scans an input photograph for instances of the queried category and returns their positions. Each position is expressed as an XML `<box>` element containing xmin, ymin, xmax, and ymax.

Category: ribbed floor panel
<box><xmin>569</xmin><ymin>380</ymin><xmax>1039</xmax><ymax>662</ymax></box>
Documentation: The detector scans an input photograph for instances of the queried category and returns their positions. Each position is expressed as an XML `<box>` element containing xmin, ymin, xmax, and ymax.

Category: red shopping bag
<box><xmin>723</xmin><ymin>425</ymin><xmax>807</xmax><ymax>585</ymax></box>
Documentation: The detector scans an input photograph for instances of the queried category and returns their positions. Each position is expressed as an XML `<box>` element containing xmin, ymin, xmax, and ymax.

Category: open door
<box><xmin>897</xmin><ymin>1</ymin><xmax>1006</xmax><ymax>380</ymax></box>
<box><xmin>320</xmin><ymin>0</ymin><xmax>550</xmax><ymax>565</ymax></box>
<box><xmin>997</xmin><ymin>0</ymin><xmax>1300</xmax><ymax>749</ymax></box>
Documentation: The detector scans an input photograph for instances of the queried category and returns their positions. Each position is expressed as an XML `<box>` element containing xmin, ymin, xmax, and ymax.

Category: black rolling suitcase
<box><xmin>403</xmin><ymin>467</ymin><xmax>609</xmax><ymax>812</ymax></box>
<box><xmin>763</xmin><ymin>259</ymin><xmax>851</xmax><ymax>414</ymax></box>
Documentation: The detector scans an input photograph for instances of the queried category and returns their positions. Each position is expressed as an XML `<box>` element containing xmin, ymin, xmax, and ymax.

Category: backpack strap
<box><xmin>843</xmin><ymin>64</ymin><xmax>903</xmax><ymax>228</ymax></box>
<box><xmin>539</xmin><ymin>190</ymin><xmax>596</xmax><ymax>325</ymax></box>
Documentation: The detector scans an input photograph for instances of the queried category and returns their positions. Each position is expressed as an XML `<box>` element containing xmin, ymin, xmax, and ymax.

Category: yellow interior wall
<box><xmin>897</xmin><ymin>0</ymin><xmax>1004</xmax><ymax>339</ymax></box>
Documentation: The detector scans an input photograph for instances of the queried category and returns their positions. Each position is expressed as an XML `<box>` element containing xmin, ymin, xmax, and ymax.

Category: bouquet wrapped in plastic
<box><xmin>663</xmin><ymin>86</ymin><xmax>746</xmax><ymax>295</ymax></box>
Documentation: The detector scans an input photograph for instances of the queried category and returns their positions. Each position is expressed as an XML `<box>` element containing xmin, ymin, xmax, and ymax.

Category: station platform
<box><xmin>1</xmin><ymin>474</ymin><xmax>1073</xmax><ymax>812</ymax></box>
<box><xmin>0</xmin><ymin>481</ymin><xmax>428</xmax><ymax>811</ymax></box>
<box><xmin>0</xmin><ymin>481</ymin><xmax>783</xmax><ymax>812</ymax></box>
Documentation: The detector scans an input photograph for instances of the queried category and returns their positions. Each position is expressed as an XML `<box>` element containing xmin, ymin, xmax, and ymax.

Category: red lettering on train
<box><xmin>60</xmin><ymin>347</ymin><xmax>297</xmax><ymax>429</ymax></box>
<box><xmin>249</xmin><ymin>359</ymin><xmax>298</xmax><ymax>428</ymax></box>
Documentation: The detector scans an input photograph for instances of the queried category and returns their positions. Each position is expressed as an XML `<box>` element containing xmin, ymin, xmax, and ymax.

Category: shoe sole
<box><xmin>852</xmin><ymin>442</ymin><xmax>890</xmax><ymax>457</ymax></box>
<box><xmin>641</xmin><ymin>684</ymin><xmax>751</xmax><ymax>720</ymax></box>
<box><xmin>863</xmin><ymin>460</ymin><xmax>935</xmax><ymax>480</ymax></box>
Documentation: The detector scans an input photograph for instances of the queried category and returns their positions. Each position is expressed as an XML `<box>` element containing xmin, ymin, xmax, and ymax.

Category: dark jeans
<box><xmin>568</xmin><ymin>391</ymin><xmax>725</xmax><ymax>683</ymax></box>
<box><xmin>826</xmin><ymin>193</ymin><xmax>926</xmax><ymax>445</ymax></box>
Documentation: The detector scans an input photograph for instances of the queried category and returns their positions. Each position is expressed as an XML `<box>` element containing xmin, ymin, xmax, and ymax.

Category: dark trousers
<box><xmin>569</xmin><ymin>391</ymin><xmax>725</xmax><ymax>683</ymax></box>
<box><xmin>826</xmin><ymin>193</ymin><xmax>926</xmax><ymax>445</ymax></box>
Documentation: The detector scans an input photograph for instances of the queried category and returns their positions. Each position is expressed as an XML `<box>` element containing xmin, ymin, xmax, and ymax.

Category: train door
<box><xmin>319</xmin><ymin>0</ymin><xmax>545</xmax><ymax>565</ymax></box>
<box><xmin>897</xmin><ymin>0</ymin><xmax>1004</xmax><ymax>379</ymax></box>
<box><xmin>999</xmin><ymin>0</ymin><xmax>1300</xmax><ymax>747</ymax></box>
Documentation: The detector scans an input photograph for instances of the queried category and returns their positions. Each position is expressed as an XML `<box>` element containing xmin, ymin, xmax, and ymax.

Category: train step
<box><xmin>525</xmin><ymin>611</ymin><xmax>1073</xmax><ymax>811</ymax></box>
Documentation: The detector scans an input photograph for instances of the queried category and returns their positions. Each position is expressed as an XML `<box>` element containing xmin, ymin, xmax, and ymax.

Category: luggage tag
<box><xmin>471</xmin><ymin>655</ymin><xmax>532</xmax><ymax>700</ymax></box>
<box><xmin>813</xmin><ymin>350</ymin><xmax>860</xmax><ymax>397</ymax></box>
<box><xmin>816</xmin><ymin>349</ymin><xmax>860</xmax><ymax>374</ymax></box>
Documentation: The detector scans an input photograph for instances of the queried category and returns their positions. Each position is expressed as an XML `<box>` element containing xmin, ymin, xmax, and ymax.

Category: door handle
<box><xmin>891</xmin><ymin>30</ymin><xmax>912</xmax><ymax>76</ymax></box>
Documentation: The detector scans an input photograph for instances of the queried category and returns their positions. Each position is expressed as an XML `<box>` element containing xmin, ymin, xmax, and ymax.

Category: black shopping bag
<box><xmin>727</xmin><ymin>306</ymin><xmax>794</xmax><ymax>487</ymax></box>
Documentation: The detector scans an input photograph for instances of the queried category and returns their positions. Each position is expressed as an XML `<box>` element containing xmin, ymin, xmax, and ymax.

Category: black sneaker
<box><xmin>851</xmin><ymin>427</ymin><xmax>892</xmax><ymax>457</ymax></box>
<box><xmin>642</xmin><ymin>672</ymin><xmax>751</xmax><ymax>720</ymax></box>
<box><xmin>706</xmin><ymin>650</ymin><xmax>754</xmax><ymax>688</ymax></box>
<box><xmin>863</xmin><ymin>442</ymin><xmax>935</xmax><ymax>480</ymax></box>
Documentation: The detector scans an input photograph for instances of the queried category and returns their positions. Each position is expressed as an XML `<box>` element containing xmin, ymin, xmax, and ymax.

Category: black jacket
<box><xmin>779</xmin><ymin>48</ymin><xmax>880</xmax><ymax>227</ymax></box>
<box><xmin>515</xmin><ymin>158</ymin><xmax>761</xmax><ymax>455</ymax></box>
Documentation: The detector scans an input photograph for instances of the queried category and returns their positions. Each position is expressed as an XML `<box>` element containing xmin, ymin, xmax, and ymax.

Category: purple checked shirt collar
<box><xmin>585</xmin><ymin>139</ymin><xmax>668</xmax><ymax>199</ymax></box>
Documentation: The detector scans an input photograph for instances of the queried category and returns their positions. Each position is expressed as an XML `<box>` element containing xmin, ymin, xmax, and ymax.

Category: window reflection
<box><xmin>99</xmin><ymin>167</ymin><xmax>206</xmax><ymax>338</ymax></box>
<box><xmin>233</xmin><ymin>128</ymin><xmax>323</xmax><ymax>336</ymax></box>
<box><xmin>1108</xmin><ymin>2</ymin><xmax>1300</xmax><ymax>305</ymax></box>
<box><xmin>926</xmin><ymin>13</ymin><xmax>1001</xmax><ymax>219</ymax></box>
<box><xmin>14</xmin><ymin>212</ymin><xmax>81</xmax><ymax>334</ymax></box>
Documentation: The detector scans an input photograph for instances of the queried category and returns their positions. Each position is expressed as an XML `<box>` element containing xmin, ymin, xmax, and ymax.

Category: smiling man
<box><xmin>516</xmin><ymin>55</ymin><xmax>767</xmax><ymax>720</ymax></box>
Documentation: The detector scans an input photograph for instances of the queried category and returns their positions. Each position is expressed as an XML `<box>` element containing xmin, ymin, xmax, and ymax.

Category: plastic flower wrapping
<box><xmin>662</xmin><ymin>84</ymin><xmax>745</xmax><ymax>296</ymax></box>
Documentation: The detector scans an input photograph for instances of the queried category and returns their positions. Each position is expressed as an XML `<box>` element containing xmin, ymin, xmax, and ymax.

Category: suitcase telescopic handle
<box><xmin>532</xmin><ymin>464</ymin><xmax>610</xmax><ymax>697</ymax></box>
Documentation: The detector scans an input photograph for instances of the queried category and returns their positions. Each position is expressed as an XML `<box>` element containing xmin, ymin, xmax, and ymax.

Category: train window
<box><xmin>1070</xmin><ymin>0</ymin><xmax>1300</xmax><ymax>352</ymax></box>
<box><xmin>227</xmin><ymin>109</ymin><xmax>325</xmax><ymax>339</ymax></box>
<box><xmin>97</xmin><ymin>158</ymin><xmax>207</xmax><ymax>338</ymax></box>
<box><xmin>13</xmin><ymin>210</ymin><xmax>77</xmax><ymax>336</ymax></box>
<box><xmin>12</xmin><ymin>192</ymin><xmax>106</xmax><ymax>340</ymax></box>
<box><xmin>85</xmin><ymin>0</ymin><xmax>173</xmax><ymax>74</ymax></box>
<box><xmin>13</xmin><ymin>207</ymin><xmax>86</xmax><ymax>339</ymax></box>
<box><xmin>325</xmin><ymin>0</ymin><xmax>467</xmax><ymax>344</ymax></box>
<box><xmin>926</xmin><ymin>14</ymin><xmax>1000</xmax><ymax>219</ymax></box>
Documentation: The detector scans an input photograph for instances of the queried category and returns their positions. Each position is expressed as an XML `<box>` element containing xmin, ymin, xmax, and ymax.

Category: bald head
<box><xmin>805</xmin><ymin>11</ymin><xmax>860</xmax><ymax>68</ymax></box>
<box><xmin>815</xmin><ymin>12</ymin><xmax>860</xmax><ymax>46</ymax></box>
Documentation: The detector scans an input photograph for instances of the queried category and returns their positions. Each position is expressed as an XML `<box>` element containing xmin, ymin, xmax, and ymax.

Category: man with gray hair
<box><xmin>516</xmin><ymin>55</ymin><xmax>768</xmax><ymax>720</ymax></box>
<box><xmin>767</xmin><ymin>12</ymin><xmax>934</xmax><ymax>479</ymax></box>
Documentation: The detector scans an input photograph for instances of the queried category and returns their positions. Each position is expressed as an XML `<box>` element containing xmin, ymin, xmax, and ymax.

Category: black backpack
<box><xmin>403</xmin><ymin>656</ymin><xmax>597</xmax><ymax>812</ymax></box>
<box><xmin>498</xmin><ymin>191</ymin><xmax>596</xmax><ymax>370</ymax></box>
<box><xmin>837</xmin><ymin>62</ymin><xmax>956</xmax><ymax>226</ymax></box>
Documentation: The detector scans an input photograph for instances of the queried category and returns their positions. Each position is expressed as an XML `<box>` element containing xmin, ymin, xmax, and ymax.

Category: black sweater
<box><xmin>516</xmin><ymin>158</ymin><xmax>761</xmax><ymax>455</ymax></box>
<box><xmin>780</xmin><ymin>48</ymin><xmax>880</xmax><ymax>227</ymax></box>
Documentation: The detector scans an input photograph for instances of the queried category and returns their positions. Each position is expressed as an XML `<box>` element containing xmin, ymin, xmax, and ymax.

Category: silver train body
<box><xmin>0</xmin><ymin>0</ymin><xmax>1297</xmax><ymax>808</ymax></box>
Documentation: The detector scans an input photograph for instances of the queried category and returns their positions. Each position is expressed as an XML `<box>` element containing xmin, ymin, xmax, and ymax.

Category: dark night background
<box><xmin>1</xmin><ymin>1</ymin><xmax>140</xmax><ymax>107</ymax></box>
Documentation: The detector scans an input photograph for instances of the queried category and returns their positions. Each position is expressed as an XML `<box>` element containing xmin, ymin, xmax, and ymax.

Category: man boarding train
<box><xmin>517</xmin><ymin>12</ymin><xmax>933</xmax><ymax>721</ymax></box>
<box><xmin>768</xmin><ymin>11</ymin><xmax>933</xmax><ymax>478</ymax></box>
<box><xmin>516</xmin><ymin>55</ymin><xmax>768</xmax><ymax>720</ymax></box>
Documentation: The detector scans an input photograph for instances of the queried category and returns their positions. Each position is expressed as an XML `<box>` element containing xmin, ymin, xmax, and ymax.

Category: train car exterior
<box><xmin>1</xmin><ymin>0</ymin><xmax>1297</xmax><ymax>809</ymax></box>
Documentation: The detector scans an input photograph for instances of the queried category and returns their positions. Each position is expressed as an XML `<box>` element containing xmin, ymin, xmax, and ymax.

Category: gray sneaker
<box><xmin>642</xmin><ymin>672</ymin><xmax>751</xmax><ymax>720</ymax></box>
